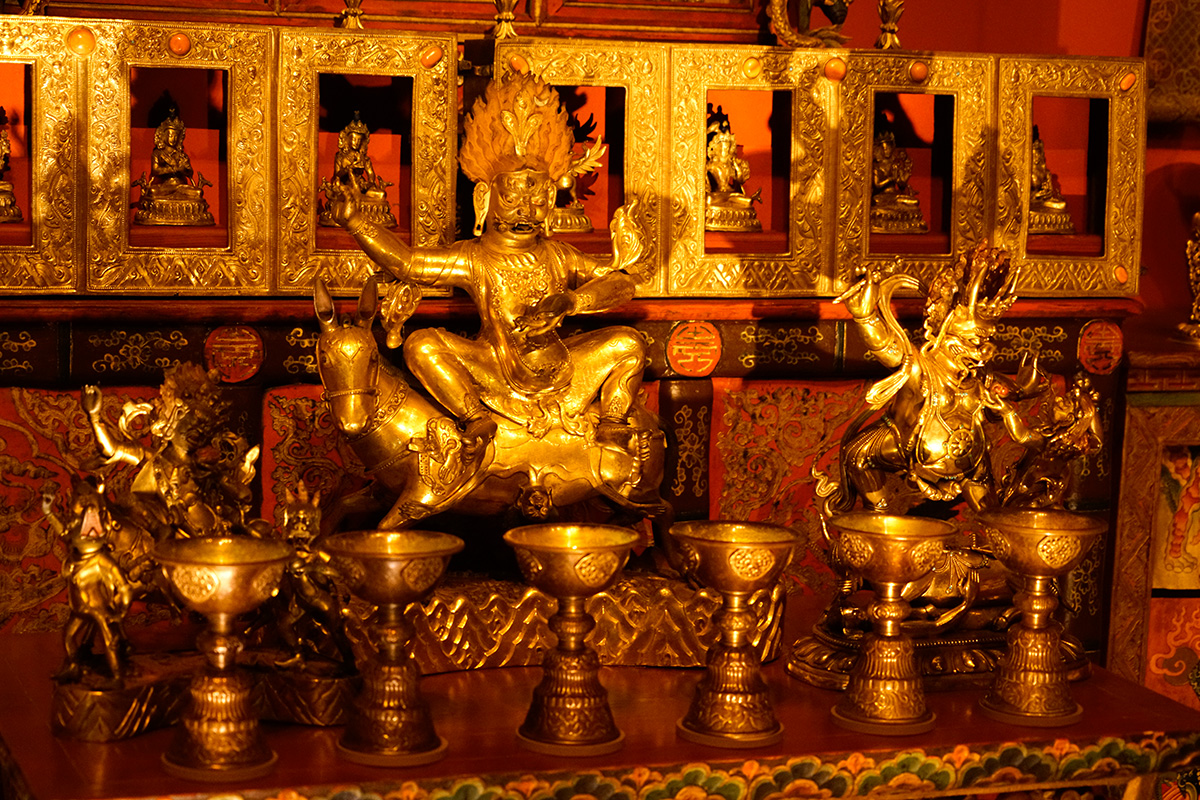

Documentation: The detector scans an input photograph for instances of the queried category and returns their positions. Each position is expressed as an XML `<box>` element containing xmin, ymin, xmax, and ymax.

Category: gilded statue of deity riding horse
<box><xmin>317</xmin><ymin>72</ymin><xmax>668</xmax><ymax>532</ymax></box>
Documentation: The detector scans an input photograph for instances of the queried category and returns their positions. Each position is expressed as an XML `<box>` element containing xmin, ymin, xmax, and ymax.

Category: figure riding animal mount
<box><xmin>320</xmin><ymin>71</ymin><xmax>668</xmax><ymax>533</ymax></box>
<box><xmin>790</xmin><ymin>244</ymin><xmax>1103</xmax><ymax>688</ymax></box>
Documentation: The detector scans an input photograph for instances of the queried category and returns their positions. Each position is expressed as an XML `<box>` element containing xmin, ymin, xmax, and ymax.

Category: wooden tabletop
<box><xmin>3</xmin><ymin>632</ymin><xmax>1200</xmax><ymax>800</ymax></box>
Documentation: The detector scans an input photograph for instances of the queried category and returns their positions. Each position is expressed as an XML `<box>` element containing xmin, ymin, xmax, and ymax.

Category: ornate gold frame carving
<box><xmin>495</xmin><ymin>38</ymin><xmax>670</xmax><ymax>294</ymax></box>
<box><xmin>835</xmin><ymin>52</ymin><xmax>995</xmax><ymax>293</ymax></box>
<box><xmin>667</xmin><ymin>45</ymin><xmax>835</xmax><ymax>297</ymax></box>
<box><xmin>1109</xmin><ymin>398</ymin><xmax>1200</xmax><ymax>685</ymax></box>
<box><xmin>277</xmin><ymin>29</ymin><xmax>458</xmax><ymax>295</ymax></box>
<box><xmin>84</xmin><ymin>20</ymin><xmax>273</xmax><ymax>294</ymax></box>
<box><xmin>0</xmin><ymin>17</ymin><xmax>83</xmax><ymax>292</ymax></box>
<box><xmin>994</xmin><ymin>57</ymin><xmax>1145</xmax><ymax>296</ymax></box>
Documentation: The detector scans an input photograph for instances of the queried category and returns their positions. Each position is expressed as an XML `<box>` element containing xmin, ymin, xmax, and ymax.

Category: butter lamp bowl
<box><xmin>504</xmin><ymin>523</ymin><xmax>638</xmax><ymax>597</ymax></box>
<box><xmin>670</xmin><ymin>520</ymin><xmax>796</xmax><ymax>595</ymax></box>
<box><xmin>975</xmin><ymin>507</ymin><xmax>1104</xmax><ymax>577</ymax></box>
<box><xmin>323</xmin><ymin>529</ymin><xmax>464</xmax><ymax>606</ymax></box>
<box><xmin>825</xmin><ymin>511</ymin><xmax>958</xmax><ymax>585</ymax></box>
<box><xmin>156</xmin><ymin>536</ymin><xmax>291</xmax><ymax>622</ymax></box>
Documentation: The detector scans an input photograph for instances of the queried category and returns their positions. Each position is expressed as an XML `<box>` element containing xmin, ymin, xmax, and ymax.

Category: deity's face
<box><xmin>486</xmin><ymin>168</ymin><xmax>554</xmax><ymax>245</ymax></box>
<box><xmin>347</xmin><ymin>131</ymin><xmax>365</xmax><ymax>151</ymax></box>
<box><xmin>164</xmin><ymin>126</ymin><xmax>181</xmax><ymax>148</ymax></box>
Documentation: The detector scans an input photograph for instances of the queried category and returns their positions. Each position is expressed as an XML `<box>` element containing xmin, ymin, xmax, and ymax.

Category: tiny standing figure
<box><xmin>132</xmin><ymin>104</ymin><xmax>215</xmax><ymax>226</ymax></box>
<box><xmin>704</xmin><ymin>106</ymin><xmax>761</xmax><ymax>232</ymax></box>
<box><xmin>870</xmin><ymin>128</ymin><xmax>927</xmax><ymax>234</ymax></box>
<box><xmin>0</xmin><ymin>106</ymin><xmax>21</xmax><ymax>223</ymax></box>
<box><xmin>318</xmin><ymin>112</ymin><xmax>397</xmax><ymax>228</ymax></box>
<box><xmin>1028</xmin><ymin>125</ymin><xmax>1075</xmax><ymax>235</ymax></box>
<box><xmin>44</xmin><ymin>478</ymin><xmax>135</xmax><ymax>686</ymax></box>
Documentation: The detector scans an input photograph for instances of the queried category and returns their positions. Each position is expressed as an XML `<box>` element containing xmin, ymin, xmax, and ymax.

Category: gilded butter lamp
<box><xmin>155</xmin><ymin>536</ymin><xmax>293</xmax><ymax>782</ymax></box>
<box><xmin>503</xmin><ymin>523</ymin><xmax>639</xmax><ymax>756</ymax></box>
<box><xmin>826</xmin><ymin>512</ymin><xmax>957</xmax><ymax>736</ymax></box>
<box><xmin>670</xmin><ymin>520</ymin><xmax>797</xmax><ymax>748</ymax></box>
<box><xmin>975</xmin><ymin>508</ymin><xmax>1104</xmax><ymax>726</ymax></box>
<box><xmin>322</xmin><ymin>529</ymin><xmax>463</xmax><ymax>766</ymax></box>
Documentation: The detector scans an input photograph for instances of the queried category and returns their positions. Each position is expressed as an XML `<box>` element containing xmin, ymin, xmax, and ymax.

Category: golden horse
<box><xmin>314</xmin><ymin>277</ymin><xmax>670</xmax><ymax>534</ymax></box>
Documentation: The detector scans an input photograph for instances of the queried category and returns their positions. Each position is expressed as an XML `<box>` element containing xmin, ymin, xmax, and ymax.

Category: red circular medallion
<box><xmin>1077</xmin><ymin>319</ymin><xmax>1123</xmax><ymax>376</ymax></box>
<box><xmin>667</xmin><ymin>321</ymin><xmax>722</xmax><ymax>378</ymax></box>
<box><xmin>205</xmin><ymin>326</ymin><xmax>264</xmax><ymax>383</ymax></box>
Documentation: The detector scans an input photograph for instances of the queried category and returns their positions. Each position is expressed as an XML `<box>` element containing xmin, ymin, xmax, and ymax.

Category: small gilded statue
<box><xmin>870</xmin><ymin>128</ymin><xmax>926</xmax><ymax>234</ymax></box>
<box><xmin>44</xmin><ymin>477</ymin><xmax>134</xmax><ymax>686</ymax></box>
<box><xmin>1028</xmin><ymin>126</ymin><xmax>1074</xmax><ymax>235</ymax></box>
<box><xmin>705</xmin><ymin>106</ymin><xmax>761</xmax><ymax>232</ymax></box>
<box><xmin>318</xmin><ymin>112</ymin><xmax>397</xmax><ymax>229</ymax></box>
<box><xmin>321</xmin><ymin>70</ymin><xmax>668</xmax><ymax>531</ymax></box>
<box><xmin>0</xmin><ymin>106</ymin><xmax>21</xmax><ymax>224</ymax></box>
<box><xmin>133</xmin><ymin>105</ymin><xmax>214</xmax><ymax>226</ymax></box>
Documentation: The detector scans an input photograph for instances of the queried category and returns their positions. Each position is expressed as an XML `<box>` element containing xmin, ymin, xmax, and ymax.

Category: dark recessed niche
<box><xmin>0</xmin><ymin>62</ymin><xmax>33</xmax><ymax>248</ymax></box>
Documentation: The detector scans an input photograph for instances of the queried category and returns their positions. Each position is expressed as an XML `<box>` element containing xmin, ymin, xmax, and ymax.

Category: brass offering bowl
<box><xmin>975</xmin><ymin>508</ymin><xmax>1105</xmax><ymax>726</ymax></box>
<box><xmin>323</xmin><ymin>529</ymin><xmax>464</xmax><ymax>766</ymax></box>
<box><xmin>670</xmin><ymin>520</ymin><xmax>797</xmax><ymax>748</ymax></box>
<box><xmin>503</xmin><ymin>523</ymin><xmax>639</xmax><ymax>756</ymax></box>
<box><xmin>155</xmin><ymin>536</ymin><xmax>293</xmax><ymax>782</ymax></box>
<box><xmin>825</xmin><ymin>512</ymin><xmax>957</xmax><ymax>736</ymax></box>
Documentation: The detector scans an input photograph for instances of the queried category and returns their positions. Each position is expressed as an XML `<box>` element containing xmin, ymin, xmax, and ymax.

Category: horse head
<box><xmin>315</xmin><ymin>277</ymin><xmax>382</xmax><ymax>438</ymax></box>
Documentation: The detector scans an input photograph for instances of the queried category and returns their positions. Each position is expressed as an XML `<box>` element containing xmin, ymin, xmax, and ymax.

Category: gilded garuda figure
<box><xmin>318</xmin><ymin>111</ymin><xmax>397</xmax><ymax>229</ymax></box>
<box><xmin>133</xmin><ymin>105</ymin><xmax>214</xmax><ymax>226</ymax></box>
<box><xmin>810</xmin><ymin>244</ymin><xmax>1102</xmax><ymax>641</ymax></box>
<box><xmin>321</xmin><ymin>71</ymin><xmax>667</xmax><ymax>530</ymax></box>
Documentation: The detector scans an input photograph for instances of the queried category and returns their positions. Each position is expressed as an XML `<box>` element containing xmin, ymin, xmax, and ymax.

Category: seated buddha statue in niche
<box><xmin>132</xmin><ymin>105</ymin><xmax>214</xmax><ymax>226</ymax></box>
<box><xmin>1028</xmin><ymin>125</ymin><xmax>1074</xmax><ymax>235</ymax></box>
<box><xmin>870</xmin><ymin>127</ymin><xmax>926</xmax><ymax>234</ymax></box>
<box><xmin>0</xmin><ymin>106</ymin><xmax>21</xmax><ymax>224</ymax></box>
<box><xmin>318</xmin><ymin>112</ymin><xmax>397</xmax><ymax>228</ymax></box>
<box><xmin>704</xmin><ymin>106</ymin><xmax>761</xmax><ymax>232</ymax></box>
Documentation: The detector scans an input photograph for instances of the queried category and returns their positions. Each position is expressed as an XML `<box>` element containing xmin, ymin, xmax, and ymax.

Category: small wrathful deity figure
<box><xmin>547</xmin><ymin>123</ymin><xmax>606</xmax><ymax>235</ymax></box>
<box><xmin>1028</xmin><ymin>125</ymin><xmax>1074</xmax><ymax>235</ymax></box>
<box><xmin>870</xmin><ymin>128</ymin><xmax>926</xmax><ymax>234</ymax></box>
<box><xmin>0</xmin><ymin>106</ymin><xmax>21</xmax><ymax>224</ymax></box>
<box><xmin>44</xmin><ymin>478</ymin><xmax>134</xmax><ymax>686</ymax></box>
<box><xmin>704</xmin><ymin>106</ymin><xmax>761</xmax><ymax>232</ymax></box>
<box><xmin>133</xmin><ymin>105</ymin><xmax>214</xmax><ymax>226</ymax></box>
<box><xmin>318</xmin><ymin>112</ymin><xmax>397</xmax><ymax>228</ymax></box>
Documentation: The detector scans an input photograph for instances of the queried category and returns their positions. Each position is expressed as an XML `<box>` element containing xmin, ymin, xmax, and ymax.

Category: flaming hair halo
<box><xmin>460</xmin><ymin>72</ymin><xmax>574</xmax><ymax>184</ymax></box>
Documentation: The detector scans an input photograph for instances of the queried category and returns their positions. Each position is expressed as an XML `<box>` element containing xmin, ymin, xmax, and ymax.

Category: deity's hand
<box><xmin>836</xmin><ymin>263</ymin><xmax>886</xmax><ymax>319</ymax></box>
<box><xmin>515</xmin><ymin>292</ymin><xmax>574</xmax><ymax>335</ymax></box>
<box><xmin>1011</xmin><ymin>349</ymin><xmax>1047</xmax><ymax>399</ymax></box>
<box><xmin>327</xmin><ymin>168</ymin><xmax>363</xmax><ymax>229</ymax></box>
<box><xmin>81</xmin><ymin>385</ymin><xmax>102</xmax><ymax>417</ymax></box>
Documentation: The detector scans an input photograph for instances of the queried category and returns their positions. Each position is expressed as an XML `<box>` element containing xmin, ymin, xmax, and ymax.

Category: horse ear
<box><xmin>314</xmin><ymin>278</ymin><xmax>336</xmax><ymax>333</ymax></box>
<box><xmin>358</xmin><ymin>276</ymin><xmax>380</xmax><ymax>329</ymax></box>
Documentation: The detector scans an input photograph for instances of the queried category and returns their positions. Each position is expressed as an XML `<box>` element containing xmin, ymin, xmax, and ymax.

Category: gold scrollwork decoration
<box><xmin>738</xmin><ymin>324</ymin><xmax>823</xmax><ymax>368</ymax></box>
<box><xmin>277</xmin><ymin>29</ymin><xmax>458</xmax><ymax>295</ymax></box>
<box><xmin>669</xmin><ymin>44</ymin><xmax>831</xmax><ymax>297</ymax></box>
<box><xmin>87</xmin><ymin>330</ymin><xmax>189</xmax><ymax>372</ymax></box>
<box><xmin>0</xmin><ymin>18</ymin><xmax>81</xmax><ymax>292</ymax></box>
<box><xmin>85</xmin><ymin>20</ymin><xmax>274</xmax><ymax>293</ymax></box>
<box><xmin>671</xmin><ymin>404</ymin><xmax>709</xmax><ymax>499</ymax></box>
<box><xmin>993</xmin><ymin>323</ymin><xmax>1068</xmax><ymax>363</ymax></box>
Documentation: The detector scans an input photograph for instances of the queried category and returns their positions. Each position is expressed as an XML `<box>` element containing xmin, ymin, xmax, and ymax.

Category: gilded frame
<box><xmin>1109</xmin><ymin>396</ymin><xmax>1200</xmax><ymax>685</ymax></box>
<box><xmin>85</xmin><ymin>20</ymin><xmax>273</xmax><ymax>294</ymax></box>
<box><xmin>994</xmin><ymin>56</ymin><xmax>1145</xmax><ymax>296</ymax></box>
<box><xmin>495</xmin><ymin>37</ymin><xmax>670</xmax><ymax>295</ymax></box>
<box><xmin>834</xmin><ymin>52</ymin><xmax>995</xmax><ymax>294</ymax></box>
<box><xmin>0</xmin><ymin>17</ymin><xmax>83</xmax><ymax>293</ymax></box>
<box><xmin>277</xmin><ymin>29</ymin><xmax>458</xmax><ymax>295</ymax></box>
<box><xmin>668</xmin><ymin>44</ymin><xmax>837</xmax><ymax>297</ymax></box>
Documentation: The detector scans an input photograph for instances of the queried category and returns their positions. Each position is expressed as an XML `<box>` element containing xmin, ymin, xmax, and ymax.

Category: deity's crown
<box><xmin>339</xmin><ymin>111</ymin><xmax>370</xmax><ymax>146</ymax></box>
<box><xmin>924</xmin><ymin>242</ymin><xmax>1019</xmax><ymax>343</ymax></box>
<box><xmin>460</xmin><ymin>71</ymin><xmax>574</xmax><ymax>184</ymax></box>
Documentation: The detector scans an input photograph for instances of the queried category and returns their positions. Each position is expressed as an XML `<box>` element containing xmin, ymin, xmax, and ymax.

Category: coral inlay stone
<box><xmin>824</xmin><ymin>57</ymin><xmax>847</xmax><ymax>82</ymax></box>
<box><xmin>421</xmin><ymin>45</ymin><xmax>443</xmax><ymax>68</ymax></box>
<box><xmin>1120</xmin><ymin>71</ymin><xmax>1138</xmax><ymax>91</ymax></box>
<box><xmin>1115</xmin><ymin>265</ymin><xmax>1129</xmax><ymax>284</ymax></box>
<box><xmin>909</xmin><ymin>60</ymin><xmax>930</xmax><ymax>82</ymax></box>
<box><xmin>168</xmin><ymin>33</ymin><xmax>191</xmax><ymax>56</ymax></box>
<box><xmin>66</xmin><ymin>27</ymin><xmax>96</xmax><ymax>56</ymax></box>
<box><xmin>509</xmin><ymin>54</ymin><xmax>529</xmax><ymax>74</ymax></box>
<box><xmin>742</xmin><ymin>57</ymin><xmax>763</xmax><ymax>79</ymax></box>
